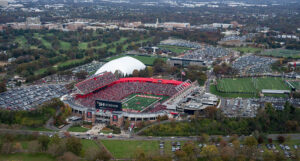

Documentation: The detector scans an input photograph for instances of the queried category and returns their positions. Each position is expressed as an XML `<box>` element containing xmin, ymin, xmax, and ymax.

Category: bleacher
<box><xmin>75</xmin><ymin>82</ymin><xmax>178</xmax><ymax>108</ymax></box>
<box><xmin>75</xmin><ymin>72</ymin><xmax>117</xmax><ymax>94</ymax></box>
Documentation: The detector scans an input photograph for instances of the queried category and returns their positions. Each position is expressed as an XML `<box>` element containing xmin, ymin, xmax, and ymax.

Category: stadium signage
<box><xmin>95</xmin><ymin>100</ymin><xmax>122</xmax><ymax>111</ymax></box>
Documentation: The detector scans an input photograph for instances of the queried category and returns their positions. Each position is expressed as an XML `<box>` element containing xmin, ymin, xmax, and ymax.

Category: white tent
<box><xmin>95</xmin><ymin>56</ymin><xmax>146</xmax><ymax>76</ymax></box>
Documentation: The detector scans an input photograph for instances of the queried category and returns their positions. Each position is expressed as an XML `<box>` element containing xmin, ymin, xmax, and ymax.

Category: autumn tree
<box><xmin>66</xmin><ymin>137</ymin><xmax>82</xmax><ymax>155</ymax></box>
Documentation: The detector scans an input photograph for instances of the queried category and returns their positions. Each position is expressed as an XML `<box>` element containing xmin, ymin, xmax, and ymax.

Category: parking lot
<box><xmin>232</xmin><ymin>55</ymin><xmax>276</xmax><ymax>74</ymax></box>
<box><xmin>160</xmin><ymin>38</ymin><xmax>202</xmax><ymax>49</ymax></box>
<box><xmin>0</xmin><ymin>84</ymin><xmax>68</xmax><ymax>110</ymax></box>
<box><xmin>182</xmin><ymin>45</ymin><xmax>231</xmax><ymax>63</ymax></box>
<box><xmin>220</xmin><ymin>98</ymin><xmax>259</xmax><ymax>117</ymax></box>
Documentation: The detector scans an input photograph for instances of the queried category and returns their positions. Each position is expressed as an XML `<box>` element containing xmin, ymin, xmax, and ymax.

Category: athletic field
<box><xmin>260</xmin><ymin>49</ymin><xmax>300</xmax><ymax>58</ymax></box>
<box><xmin>216</xmin><ymin>77</ymin><xmax>290</xmax><ymax>93</ymax></box>
<box><xmin>122</xmin><ymin>94</ymin><xmax>167</xmax><ymax>111</ymax></box>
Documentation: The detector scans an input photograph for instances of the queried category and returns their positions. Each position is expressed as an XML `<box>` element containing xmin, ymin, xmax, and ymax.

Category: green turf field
<box><xmin>216</xmin><ymin>77</ymin><xmax>290</xmax><ymax>95</ymax></box>
<box><xmin>105</xmin><ymin>55</ymin><xmax>167</xmax><ymax>66</ymax></box>
<box><xmin>260</xmin><ymin>49</ymin><xmax>300</xmax><ymax>58</ymax></box>
<box><xmin>158</xmin><ymin>45</ymin><xmax>192</xmax><ymax>54</ymax></box>
<box><xmin>122</xmin><ymin>94</ymin><xmax>164</xmax><ymax>111</ymax></box>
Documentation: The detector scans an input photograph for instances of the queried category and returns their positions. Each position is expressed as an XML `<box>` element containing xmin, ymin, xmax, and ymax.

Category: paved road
<box><xmin>0</xmin><ymin>128</ymin><xmax>299</xmax><ymax>142</ymax></box>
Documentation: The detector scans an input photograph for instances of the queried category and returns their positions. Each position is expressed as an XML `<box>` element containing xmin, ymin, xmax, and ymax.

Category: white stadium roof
<box><xmin>95</xmin><ymin>56</ymin><xmax>146</xmax><ymax>76</ymax></box>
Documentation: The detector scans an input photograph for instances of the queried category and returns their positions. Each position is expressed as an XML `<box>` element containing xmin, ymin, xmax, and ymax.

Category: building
<box><xmin>167</xmin><ymin>57</ymin><xmax>206</xmax><ymax>67</ymax></box>
<box><xmin>26</xmin><ymin>17</ymin><xmax>41</xmax><ymax>25</ymax></box>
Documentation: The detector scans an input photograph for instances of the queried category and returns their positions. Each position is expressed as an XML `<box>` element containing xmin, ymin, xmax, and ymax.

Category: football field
<box><xmin>122</xmin><ymin>94</ymin><xmax>166</xmax><ymax>111</ymax></box>
<box><xmin>216</xmin><ymin>77</ymin><xmax>290</xmax><ymax>93</ymax></box>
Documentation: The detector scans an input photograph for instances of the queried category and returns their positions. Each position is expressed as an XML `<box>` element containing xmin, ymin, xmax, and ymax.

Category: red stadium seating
<box><xmin>75</xmin><ymin>81</ymin><xmax>178</xmax><ymax>108</ymax></box>
<box><xmin>75</xmin><ymin>72</ymin><xmax>117</xmax><ymax>94</ymax></box>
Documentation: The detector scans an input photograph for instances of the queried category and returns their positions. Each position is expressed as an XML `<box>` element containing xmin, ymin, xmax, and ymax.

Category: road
<box><xmin>0</xmin><ymin>128</ymin><xmax>299</xmax><ymax>142</ymax></box>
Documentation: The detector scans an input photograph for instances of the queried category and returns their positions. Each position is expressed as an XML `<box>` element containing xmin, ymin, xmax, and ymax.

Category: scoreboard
<box><xmin>95</xmin><ymin>100</ymin><xmax>122</xmax><ymax>111</ymax></box>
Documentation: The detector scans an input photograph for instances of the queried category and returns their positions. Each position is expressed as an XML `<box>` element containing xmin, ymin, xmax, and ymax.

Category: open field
<box><xmin>101</xmin><ymin>140</ymin><xmax>160</xmax><ymax>158</ymax></box>
<box><xmin>260</xmin><ymin>49</ymin><xmax>300</xmax><ymax>58</ymax></box>
<box><xmin>158</xmin><ymin>45</ymin><xmax>192</xmax><ymax>53</ymax></box>
<box><xmin>0</xmin><ymin>153</ymin><xmax>55</xmax><ymax>161</ymax></box>
<box><xmin>122</xmin><ymin>94</ymin><xmax>163</xmax><ymax>111</ymax></box>
<box><xmin>67</xmin><ymin>125</ymin><xmax>89</xmax><ymax>132</ymax></box>
<box><xmin>105</xmin><ymin>55</ymin><xmax>167</xmax><ymax>66</ymax></box>
<box><xmin>233</xmin><ymin>47</ymin><xmax>263</xmax><ymax>53</ymax></box>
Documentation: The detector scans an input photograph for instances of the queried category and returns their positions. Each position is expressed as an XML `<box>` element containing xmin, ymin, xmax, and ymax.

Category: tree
<box><xmin>244</xmin><ymin>136</ymin><xmax>258</xmax><ymax>147</ymax></box>
<box><xmin>66</xmin><ymin>137</ymin><xmax>82</xmax><ymax>155</ymax></box>
<box><xmin>198</xmin><ymin>133</ymin><xmax>210</xmax><ymax>143</ymax></box>
<box><xmin>57</xmin><ymin>152</ymin><xmax>80</xmax><ymax>161</ymax></box>
<box><xmin>220</xmin><ymin>146</ymin><xmax>234</xmax><ymax>161</ymax></box>
<box><xmin>0</xmin><ymin>82</ymin><xmax>6</xmax><ymax>93</ymax></box>
<box><xmin>175</xmin><ymin>142</ymin><xmax>198</xmax><ymax>161</ymax></box>
<box><xmin>263</xmin><ymin>150</ymin><xmax>276</xmax><ymax>161</ymax></box>
<box><xmin>94</xmin><ymin>147</ymin><xmax>112</xmax><ymax>161</ymax></box>
<box><xmin>38</xmin><ymin>135</ymin><xmax>50</xmax><ymax>151</ymax></box>
<box><xmin>132</xmin><ymin>69</ymin><xmax>139</xmax><ymax>77</ymax></box>
<box><xmin>75</xmin><ymin>70</ymin><xmax>88</xmax><ymax>80</ymax></box>
<box><xmin>277</xmin><ymin>136</ymin><xmax>285</xmax><ymax>144</ymax></box>
<box><xmin>200</xmin><ymin>145</ymin><xmax>220</xmax><ymax>160</ymax></box>
<box><xmin>153</xmin><ymin>58</ymin><xmax>165</xmax><ymax>73</ymax></box>
<box><xmin>204</xmin><ymin>106</ymin><xmax>218</xmax><ymax>119</ymax></box>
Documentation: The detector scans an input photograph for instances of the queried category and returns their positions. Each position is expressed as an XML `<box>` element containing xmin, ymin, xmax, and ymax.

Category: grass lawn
<box><xmin>101</xmin><ymin>140</ymin><xmax>160</xmax><ymax>159</ymax></box>
<box><xmin>15</xmin><ymin>36</ymin><xmax>28</xmax><ymax>48</ymax></box>
<box><xmin>59</xmin><ymin>41</ymin><xmax>71</xmax><ymax>50</ymax></box>
<box><xmin>68</xmin><ymin>125</ymin><xmax>89</xmax><ymax>132</ymax></box>
<box><xmin>81</xmin><ymin>139</ymin><xmax>99</xmax><ymax>150</ymax></box>
<box><xmin>23</xmin><ymin>126</ymin><xmax>54</xmax><ymax>132</ymax></box>
<box><xmin>106</xmin><ymin>55</ymin><xmax>167</xmax><ymax>66</ymax></box>
<box><xmin>33</xmin><ymin>33</ymin><xmax>52</xmax><ymax>49</ymax></box>
<box><xmin>78</xmin><ymin>42</ymin><xmax>88</xmax><ymax>50</ymax></box>
<box><xmin>158</xmin><ymin>45</ymin><xmax>192</xmax><ymax>53</ymax></box>
<box><xmin>0</xmin><ymin>153</ymin><xmax>55</xmax><ymax>161</ymax></box>
<box><xmin>57</xmin><ymin>58</ymin><xmax>85</xmax><ymax>68</ymax></box>
<box><xmin>260</xmin><ymin>49</ymin><xmax>300</xmax><ymax>58</ymax></box>
<box><xmin>233</xmin><ymin>47</ymin><xmax>263</xmax><ymax>53</ymax></box>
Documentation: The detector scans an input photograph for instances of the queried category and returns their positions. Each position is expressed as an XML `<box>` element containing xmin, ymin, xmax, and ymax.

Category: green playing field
<box><xmin>122</xmin><ymin>94</ymin><xmax>167</xmax><ymax>111</ymax></box>
<box><xmin>216</xmin><ymin>77</ymin><xmax>290</xmax><ymax>93</ymax></box>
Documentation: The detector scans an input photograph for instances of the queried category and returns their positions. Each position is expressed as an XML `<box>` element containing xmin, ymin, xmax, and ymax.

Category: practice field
<box><xmin>216</xmin><ymin>77</ymin><xmax>290</xmax><ymax>93</ymax></box>
<box><xmin>122</xmin><ymin>94</ymin><xmax>166</xmax><ymax>111</ymax></box>
<box><xmin>158</xmin><ymin>45</ymin><xmax>193</xmax><ymax>54</ymax></box>
<box><xmin>260</xmin><ymin>49</ymin><xmax>300</xmax><ymax>58</ymax></box>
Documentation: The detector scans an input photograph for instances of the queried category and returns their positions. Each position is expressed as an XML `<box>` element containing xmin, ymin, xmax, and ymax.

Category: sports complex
<box><xmin>64</xmin><ymin>56</ymin><xmax>193</xmax><ymax>127</ymax></box>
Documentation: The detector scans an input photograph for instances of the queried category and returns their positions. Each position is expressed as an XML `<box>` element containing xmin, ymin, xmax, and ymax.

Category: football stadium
<box><xmin>64</xmin><ymin>56</ymin><xmax>193</xmax><ymax>127</ymax></box>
